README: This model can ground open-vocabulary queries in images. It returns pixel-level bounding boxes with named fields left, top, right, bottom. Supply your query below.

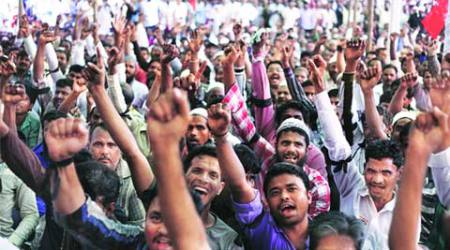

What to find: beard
left=274, top=152, right=307, bottom=169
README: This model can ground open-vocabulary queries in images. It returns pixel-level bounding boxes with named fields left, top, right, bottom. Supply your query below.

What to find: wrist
left=344, top=60, right=358, bottom=72
left=49, top=156, right=74, bottom=168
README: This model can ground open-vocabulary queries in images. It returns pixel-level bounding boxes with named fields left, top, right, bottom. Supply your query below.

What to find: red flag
left=188, top=0, right=196, bottom=11
left=422, top=0, right=449, bottom=39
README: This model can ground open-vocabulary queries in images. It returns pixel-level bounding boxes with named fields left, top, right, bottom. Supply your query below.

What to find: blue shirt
left=233, top=190, right=309, bottom=250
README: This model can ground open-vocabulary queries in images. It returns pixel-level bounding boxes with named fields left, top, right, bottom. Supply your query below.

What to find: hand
left=0, top=59, right=16, bottom=79
left=188, top=29, right=203, bottom=56
left=18, top=15, right=30, bottom=38
left=83, top=47, right=106, bottom=91
left=223, top=44, right=241, bottom=67
left=174, top=73, right=199, bottom=92
left=1, top=84, right=27, bottom=106
left=252, top=29, right=270, bottom=57
left=38, top=30, right=57, bottom=47
left=232, top=23, right=243, bottom=41
left=281, top=45, right=294, bottom=68
left=207, top=103, right=231, bottom=137
left=345, top=39, right=366, bottom=62
left=107, top=47, right=123, bottom=75
left=161, top=44, right=180, bottom=64
left=128, top=23, right=137, bottom=42
left=44, top=118, right=89, bottom=162
left=147, top=88, right=190, bottom=143
left=410, top=107, right=450, bottom=154
left=358, top=65, right=382, bottom=94
left=429, top=74, right=450, bottom=115
left=426, top=40, right=439, bottom=56
left=316, top=35, right=327, bottom=46
left=111, top=15, right=126, bottom=35
left=307, top=55, right=327, bottom=93
left=400, top=73, right=418, bottom=89
left=235, top=40, right=247, bottom=67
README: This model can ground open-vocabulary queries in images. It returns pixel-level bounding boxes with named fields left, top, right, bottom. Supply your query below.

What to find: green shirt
left=18, top=111, right=41, bottom=149
left=0, top=163, right=39, bottom=247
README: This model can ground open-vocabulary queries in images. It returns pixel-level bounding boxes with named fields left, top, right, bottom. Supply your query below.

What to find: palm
left=360, top=78, right=378, bottom=92
left=148, top=116, right=188, bottom=141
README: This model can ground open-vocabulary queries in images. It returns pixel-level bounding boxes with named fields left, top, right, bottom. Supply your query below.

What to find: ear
left=217, top=181, right=225, bottom=196
left=307, top=191, right=312, bottom=206
left=396, top=166, right=403, bottom=180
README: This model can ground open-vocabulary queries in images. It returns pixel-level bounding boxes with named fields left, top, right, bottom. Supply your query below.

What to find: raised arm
left=147, top=89, right=210, bottom=250
left=160, top=44, right=179, bottom=93
left=33, top=30, right=56, bottom=86
left=0, top=85, right=47, bottom=194
left=208, top=103, right=255, bottom=203
left=388, top=73, right=418, bottom=115
left=359, top=65, right=389, bottom=140
left=84, top=47, right=154, bottom=194
left=390, top=108, right=450, bottom=250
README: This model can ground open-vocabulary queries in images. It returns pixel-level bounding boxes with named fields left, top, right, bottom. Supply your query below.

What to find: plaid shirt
left=222, top=83, right=330, bottom=218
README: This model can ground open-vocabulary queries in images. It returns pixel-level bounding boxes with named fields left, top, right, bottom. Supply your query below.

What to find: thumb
left=172, top=89, right=189, bottom=119
left=96, top=45, right=104, bottom=69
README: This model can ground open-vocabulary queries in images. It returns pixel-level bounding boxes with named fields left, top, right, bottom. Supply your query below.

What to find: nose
left=371, top=173, right=384, bottom=184
left=280, top=189, right=290, bottom=201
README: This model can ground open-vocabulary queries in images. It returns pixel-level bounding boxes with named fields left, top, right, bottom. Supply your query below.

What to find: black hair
left=233, top=144, right=261, bottom=175
left=41, top=110, right=68, bottom=129
left=383, top=64, right=398, bottom=74
left=263, top=162, right=310, bottom=197
left=309, top=211, right=365, bottom=250
left=328, top=88, right=339, bottom=98
left=55, top=78, right=73, bottom=89
left=76, top=160, right=121, bottom=207
left=275, top=100, right=311, bottom=127
left=302, top=79, right=314, bottom=88
left=89, top=122, right=109, bottom=138
left=144, top=184, right=205, bottom=215
left=365, top=140, right=404, bottom=169
left=68, top=64, right=84, bottom=74
left=301, top=51, right=312, bottom=59
left=183, top=145, right=218, bottom=172
left=266, top=60, right=283, bottom=69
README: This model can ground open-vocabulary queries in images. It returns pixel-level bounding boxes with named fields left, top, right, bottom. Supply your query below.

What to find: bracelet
left=49, top=157, right=74, bottom=169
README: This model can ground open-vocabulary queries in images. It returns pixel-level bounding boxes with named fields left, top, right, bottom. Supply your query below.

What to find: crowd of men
left=0, top=0, right=449, bottom=249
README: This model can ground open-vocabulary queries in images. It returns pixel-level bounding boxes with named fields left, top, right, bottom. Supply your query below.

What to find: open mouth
left=283, top=154, right=298, bottom=163
left=153, top=236, right=172, bottom=249
left=270, top=74, right=281, bottom=82
left=193, top=186, right=208, bottom=196
left=280, top=203, right=296, bottom=215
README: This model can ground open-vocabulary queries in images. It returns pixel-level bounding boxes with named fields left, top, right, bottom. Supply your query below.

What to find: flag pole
left=367, top=0, right=374, bottom=52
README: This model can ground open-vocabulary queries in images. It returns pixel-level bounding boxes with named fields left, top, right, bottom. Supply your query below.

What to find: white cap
left=276, top=118, right=310, bottom=141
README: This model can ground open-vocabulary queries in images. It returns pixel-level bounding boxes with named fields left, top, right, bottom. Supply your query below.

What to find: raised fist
left=358, top=65, right=382, bottom=94
left=345, top=39, right=366, bottom=62
left=161, top=44, right=180, bottom=64
left=83, top=47, right=106, bottom=90
left=400, top=73, right=418, bottom=89
left=307, top=55, right=327, bottom=93
left=1, top=84, right=27, bottom=106
left=207, top=103, right=231, bottom=137
left=147, top=88, right=190, bottom=143
left=44, top=118, right=89, bottom=162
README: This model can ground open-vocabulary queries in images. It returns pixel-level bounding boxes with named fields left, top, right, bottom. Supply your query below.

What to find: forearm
left=150, top=141, right=208, bottom=250
left=215, top=136, right=255, bottom=203
left=364, top=91, right=388, bottom=139
left=106, top=72, right=127, bottom=113
left=428, top=55, right=441, bottom=76
left=58, top=92, right=81, bottom=114
left=223, top=63, right=236, bottom=92
left=0, top=131, right=47, bottom=193
left=23, top=35, right=37, bottom=60
left=33, top=44, right=46, bottom=84
left=3, top=104, right=17, bottom=134
left=389, top=145, right=430, bottom=250
left=387, top=86, right=407, bottom=115
left=132, top=41, right=148, bottom=70
left=91, top=87, right=153, bottom=192
left=50, top=164, right=85, bottom=215
left=405, top=59, right=416, bottom=74
left=69, top=40, right=86, bottom=66
left=45, top=43, right=64, bottom=82
left=147, top=77, right=162, bottom=108
left=336, top=51, right=345, bottom=74
left=252, top=59, right=275, bottom=140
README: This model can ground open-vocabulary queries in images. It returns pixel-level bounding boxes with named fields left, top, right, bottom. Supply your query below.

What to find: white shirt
left=141, top=0, right=162, bottom=27
left=430, top=148, right=450, bottom=207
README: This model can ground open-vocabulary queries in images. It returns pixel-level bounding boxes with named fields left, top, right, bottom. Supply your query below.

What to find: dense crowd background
left=0, top=0, right=449, bottom=250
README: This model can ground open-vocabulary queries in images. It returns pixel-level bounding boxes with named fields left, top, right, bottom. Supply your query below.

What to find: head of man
left=364, top=140, right=403, bottom=208
left=147, top=59, right=162, bottom=86
left=183, top=145, right=225, bottom=208
left=52, top=78, right=73, bottom=108
left=327, top=62, right=339, bottom=83
left=56, top=47, right=69, bottom=73
left=275, top=100, right=310, bottom=128
left=76, top=160, right=121, bottom=218
left=391, top=111, right=416, bottom=143
left=309, top=211, right=365, bottom=250
left=267, top=61, right=286, bottom=92
left=294, top=67, right=309, bottom=84
left=125, top=59, right=137, bottom=83
left=15, top=50, right=32, bottom=73
left=140, top=47, right=151, bottom=62
left=88, top=123, right=122, bottom=170
left=382, top=64, right=398, bottom=85
left=274, top=83, right=292, bottom=105
left=68, top=64, right=87, bottom=87
left=302, top=80, right=316, bottom=103
left=300, top=51, right=313, bottom=68
left=185, top=108, right=211, bottom=150
left=327, top=88, right=339, bottom=114
left=275, top=118, right=310, bottom=166
left=144, top=188, right=203, bottom=250
left=263, top=163, right=311, bottom=227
